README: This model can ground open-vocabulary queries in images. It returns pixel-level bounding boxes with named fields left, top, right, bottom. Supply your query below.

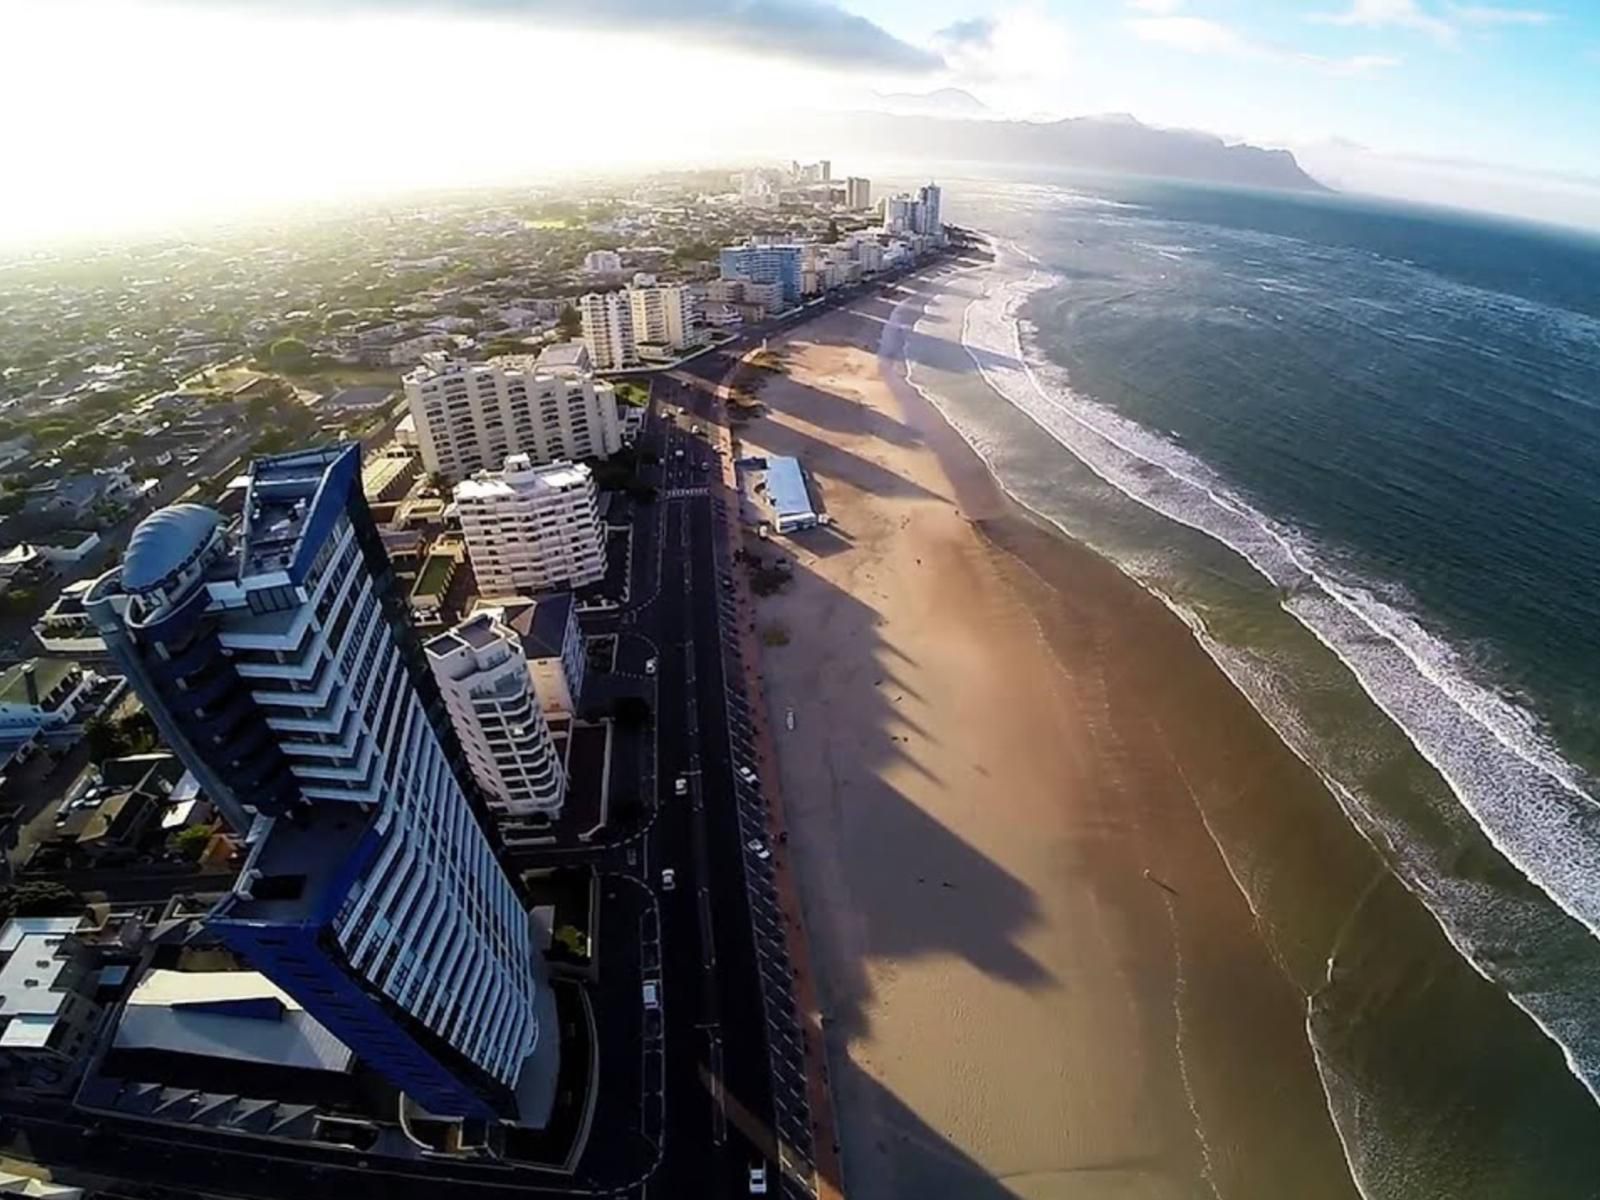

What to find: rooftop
left=0, top=916, right=80, bottom=1021
left=0, top=659, right=80, bottom=709
left=765, top=455, right=815, bottom=521
left=240, top=444, right=360, bottom=583
left=121, top=504, right=222, bottom=595
left=117, top=968, right=354, bottom=1074
left=504, top=593, right=574, bottom=661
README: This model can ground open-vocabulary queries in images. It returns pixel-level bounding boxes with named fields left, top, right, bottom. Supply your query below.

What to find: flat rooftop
left=765, top=455, right=814, bottom=521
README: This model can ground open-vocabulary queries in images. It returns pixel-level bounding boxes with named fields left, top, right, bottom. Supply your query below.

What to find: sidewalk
left=711, top=350, right=845, bottom=1200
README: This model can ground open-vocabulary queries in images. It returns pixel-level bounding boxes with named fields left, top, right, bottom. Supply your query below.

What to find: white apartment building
left=627, top=283, right=698, bottom=352
left=456, top=456, right=606, bottom=596
left=426, top=612, right=567, bottom=831
left=582, top=249, right=623, bottom=274
left=845, top=176, right=872, bottom=210
left=579, top=292, right=636, bottom=370
left=403, top=353, right=623, bottom=480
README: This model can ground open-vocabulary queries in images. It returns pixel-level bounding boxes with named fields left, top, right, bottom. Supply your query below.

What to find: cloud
left=1311, top=0, right=1456, bottom=43
left=1128, top=16, right=1402, bottom=74
left=1126, top=0, right=1185, bottom=12
left=934, top=16, right=998, bottom=49
left=1448, top=3, right=1554, bottom=26
left=187, top=0, right=945, bottom=73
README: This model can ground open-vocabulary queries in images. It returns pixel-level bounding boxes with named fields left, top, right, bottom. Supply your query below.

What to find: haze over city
left=5, top=0, right=1600, bottom=244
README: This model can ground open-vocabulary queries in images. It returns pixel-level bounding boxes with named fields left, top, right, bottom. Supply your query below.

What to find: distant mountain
left=817, top=111, right=1330, bottom=194
left=869, top=88, right=991, bottom=119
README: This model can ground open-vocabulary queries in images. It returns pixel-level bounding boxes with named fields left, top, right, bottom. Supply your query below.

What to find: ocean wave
left=897, top=240, right=1600, bottom=1112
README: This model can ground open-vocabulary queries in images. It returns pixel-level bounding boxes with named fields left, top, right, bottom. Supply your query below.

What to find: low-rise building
left=360, top=447, right=420, bottom=504
left=408, top=535, right=472, bottom=630
left=456, top=457, right=606, bottom=596
left=0, top=660, right=95, bottom=740
left=426, top=612, right=567, bottom=832
left=496, top=593, right=586, bottom=722
left=0, top=917, right=102, bottom=1069
left=33, top=580, right=106, bottom=655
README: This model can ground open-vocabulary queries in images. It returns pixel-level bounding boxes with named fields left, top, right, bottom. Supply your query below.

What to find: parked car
left=661, top=868, right=676, bottom=892
left=675, top=776, right=688, bottom=797
left=749, top=1164, right=768, bottom=1195
left=642, top=980, right=661, bottom=1010
left=645, top=656, right=658, bottom=675
left=738, top=766, right=759, bottom=785
left=747, top=839, right=771, bottom=862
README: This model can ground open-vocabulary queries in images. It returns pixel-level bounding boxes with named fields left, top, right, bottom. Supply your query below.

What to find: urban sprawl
left=0, top=161, right=964, bottom=1199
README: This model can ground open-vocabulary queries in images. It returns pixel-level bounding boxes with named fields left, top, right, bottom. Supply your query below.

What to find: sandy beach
left=724, top=263, right=1362, bottom=1200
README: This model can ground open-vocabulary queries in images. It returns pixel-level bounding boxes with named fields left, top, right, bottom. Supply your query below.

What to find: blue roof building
left=86, top=444, right=553, bottom=1123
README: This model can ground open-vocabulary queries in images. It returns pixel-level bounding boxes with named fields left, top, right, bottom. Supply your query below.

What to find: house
left=33, top=580, right=106, bottom=655
left=39, top=755, right=180, bottom=867
left=24, top=466, right=136, bottom=522
left=0, top=660, right=95, bottom=739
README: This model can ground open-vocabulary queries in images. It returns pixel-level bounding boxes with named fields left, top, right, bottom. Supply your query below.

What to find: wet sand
left=728, top=267, right=1361, bottom=1199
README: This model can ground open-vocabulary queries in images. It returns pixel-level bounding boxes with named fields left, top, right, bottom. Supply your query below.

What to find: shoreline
left=725, top=254, right=1362, bottom=1198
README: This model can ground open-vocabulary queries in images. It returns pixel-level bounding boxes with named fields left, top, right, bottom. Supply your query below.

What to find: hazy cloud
left=193, top=0, right=945, bottom=72
left=1126, top=0, right=1186, bottom=12
left=1449, top=3, right=1554, bottom=26
left=1311, top=0, right=1456, bottom=43
left=934, top=16, right=998, bottom=50
left=1129, top=16, right=1402, bottom=75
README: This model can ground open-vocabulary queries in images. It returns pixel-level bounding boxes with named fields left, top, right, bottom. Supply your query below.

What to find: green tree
left=268, top=337, right=313, bottom=374
left=556, top=305, right=582, bottom=340
left=173, top=824, right=213, bottom=861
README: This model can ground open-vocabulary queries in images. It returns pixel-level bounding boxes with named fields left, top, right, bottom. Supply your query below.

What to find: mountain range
left=815, top=110, right=1329, bottom=194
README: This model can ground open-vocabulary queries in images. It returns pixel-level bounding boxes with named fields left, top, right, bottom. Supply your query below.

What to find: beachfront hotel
left=84, top=444, right=555, bottom=1122
left=403, top=351, right=623, bottom=481
left=455, top=455, right=607, bottom=596
left=426, top=609, right=567, bottom=833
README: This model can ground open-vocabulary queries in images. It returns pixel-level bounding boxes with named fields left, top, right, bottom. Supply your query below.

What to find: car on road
left=738, top=766, right=759, bottom=785
left=642, top=980, right=661, bottom=1010
left=645, top=656, right=657, bottom=675
left=747, top=839, right=771, bottom=861
left=749, top=1164, right=768, bottom=1194
left=661, top=868, right=676, bottom=892
left=675, top=776, right=688, bottom=796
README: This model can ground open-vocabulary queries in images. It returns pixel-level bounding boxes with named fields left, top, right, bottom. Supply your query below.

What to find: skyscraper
left=845, top=177, right=872, bottom=211
left=86, top=444, right=552, bottom=1122
left=915, top=182, right=943, bottom=238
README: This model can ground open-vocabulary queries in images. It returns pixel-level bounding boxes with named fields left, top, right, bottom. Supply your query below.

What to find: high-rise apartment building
left=426, top=611, right=566, bottom=836
left=845, top=177, right=872, bottom=211
left=579, top=291, right=636, bottom=370
left=456, top=456, right=606, bottom=596
left=403, top=353, right=622, bottom=481
left=627, top=283, right=698, bottom=351
left=719, top=243, right=804, bottom=307
left=915, top=182, right=943, bottom=237
left=85, top=445, right=551, bottom=1122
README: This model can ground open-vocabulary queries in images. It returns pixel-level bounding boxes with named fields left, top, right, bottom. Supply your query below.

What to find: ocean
left=904, top=173, right=1600, bottom=1198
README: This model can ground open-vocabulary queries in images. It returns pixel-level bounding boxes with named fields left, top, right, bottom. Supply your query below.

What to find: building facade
left=626, top=284, right=698, bottom=352
left=845, top=177, right=872, bottom=210
left=578, top=291, right=636, bottom=370
left=426, top=612, right=566, bottom=832
left=86, top=446, right=549, bottom=1122
left=403, top=353, right=622, bottom=481
left=718, top=244, right=804, bottom=307
left=456, top=456, right=606, bottom=596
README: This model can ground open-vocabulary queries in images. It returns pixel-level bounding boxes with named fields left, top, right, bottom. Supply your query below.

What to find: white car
left=748, top=1165, right=768, bottom=1194
left=738, top=766, right=759, bottom=785
left=747, top=839, right=771, bottom=861
left=642, top=980, right=661, bottom=1010
left=661, top=868, right=676, bottom=892
left=644, top=657, right=657, bottom=675
left=674, top=776, right=688, bottom=797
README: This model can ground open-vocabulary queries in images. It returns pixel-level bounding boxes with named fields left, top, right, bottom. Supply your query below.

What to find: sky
left=2, top=0, right=1598, bottom=242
